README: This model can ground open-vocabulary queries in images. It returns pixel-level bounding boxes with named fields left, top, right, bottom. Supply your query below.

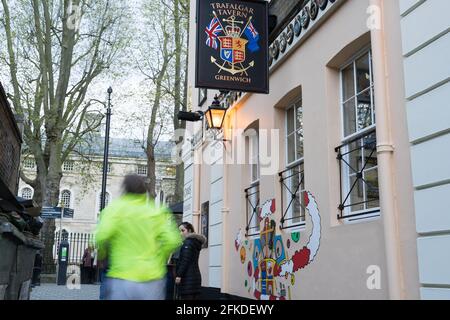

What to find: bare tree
left=172, top=0, right=189, bottom=204
left=159, top=0, right=189, bottom=204
left=135, top=0, right=176, bottom=199
left=1, top=0, right=129, bottom=205
left=1, top=0, right=130, bottom=270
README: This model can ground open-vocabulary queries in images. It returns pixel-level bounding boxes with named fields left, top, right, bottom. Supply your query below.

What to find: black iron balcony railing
left=335, top=128, right=380, bottom=220
left=244, top=182, right=260, bottom=237
left=279, top=162, right=306, bottom=229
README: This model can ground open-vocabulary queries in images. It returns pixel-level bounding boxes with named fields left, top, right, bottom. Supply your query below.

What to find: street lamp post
left=100, top=87, right=112, bottom=212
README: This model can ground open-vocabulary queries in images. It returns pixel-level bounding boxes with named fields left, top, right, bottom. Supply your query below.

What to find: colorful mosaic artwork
left=240, top=246, right=246, bottom=264
left=235, top=191, right=321, bottom=300
left=291, top=232, right=300, bottom=243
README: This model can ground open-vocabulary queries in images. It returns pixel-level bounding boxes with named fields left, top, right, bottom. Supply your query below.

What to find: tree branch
left=19, top=170, right=37, bottom=188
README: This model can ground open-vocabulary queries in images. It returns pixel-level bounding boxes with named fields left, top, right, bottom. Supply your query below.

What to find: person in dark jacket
left=82, top=246, right=94, bottom=284
left=175, top=222, right=206, bottom=300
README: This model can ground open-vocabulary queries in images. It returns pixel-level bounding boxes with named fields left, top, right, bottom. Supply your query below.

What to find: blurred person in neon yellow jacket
left=95, top=174, right=182, bottom=300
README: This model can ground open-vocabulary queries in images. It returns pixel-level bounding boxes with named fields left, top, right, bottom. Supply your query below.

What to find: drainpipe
left=370, top=0, right=405, bottom=299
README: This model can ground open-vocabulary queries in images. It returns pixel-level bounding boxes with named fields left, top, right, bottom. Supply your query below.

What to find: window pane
left=290, top=168, right=300, bottom=193
left=343, top=99, right=356, bottom=137
left=357, top=89, right=372, bottom=131
left=22, top=188, right=32, bottom=200
left=292, top=195, right=302, bottom=224
left=24, top=159, right=35, bottom=169
left=61, top=190, right=71, bottom=208
left=349, top=175, right=364, bottom=212
left=254, top=186, right=260, bottom=232
left=363, top=133, right=377, bottom=170
left=285, top=167, right=305, bottom=225
left=356, top=53, right=371, bottom=93
left=250, top=134, right=259, bottom=181
left=299, top=182, right=306, bottom=220
left=296, top=102, right=303, bottom=130
left=252, top=163, right=258, bottom=182
left=286, top=107, right=295, bottom=134
left=295, top=169, right=306, bottom=223
left=287, top=134, right=295, bottom=164
left=137, top=165, right=147, bottom=175
left=251, top=185, right=259, bottom=207
left=248, top=185, right=260, bottom=233
left=364, top=168, right=379, bottom=209
left=63, top=161, right=74, bottom=171
left=371, top=86, right=376, bottom=124
left=295, top=103, right=303, bottom=160
left=296, top=130, right=304, bottom=160
left=299, top=162, right=305, bottom=190
left=347, top=140, right=361, bottom=174
left=342, top=64, right=355, bottom=101
left=252, top=135, right=259, bottom=156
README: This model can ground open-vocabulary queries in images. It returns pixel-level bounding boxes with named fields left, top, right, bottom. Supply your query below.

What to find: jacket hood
left=186, top=233, right=207, bottom=249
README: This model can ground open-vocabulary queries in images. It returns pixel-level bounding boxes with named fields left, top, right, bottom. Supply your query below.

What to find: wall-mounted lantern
left=204, top=95, right=227, bottom=131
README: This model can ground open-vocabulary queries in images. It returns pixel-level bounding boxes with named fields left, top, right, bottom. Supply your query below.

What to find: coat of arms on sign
left=205, top=12, right=260, bottom=76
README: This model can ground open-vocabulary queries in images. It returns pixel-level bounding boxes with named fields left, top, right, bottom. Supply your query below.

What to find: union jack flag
left=244, top=21, right=260, bottom=53
left=247, top=21, right=259, bottom=38
left=205, top=17, right=223, bottom=49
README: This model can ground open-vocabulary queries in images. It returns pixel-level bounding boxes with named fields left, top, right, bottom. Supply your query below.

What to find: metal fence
left=40, top=232, right=95, bottom=274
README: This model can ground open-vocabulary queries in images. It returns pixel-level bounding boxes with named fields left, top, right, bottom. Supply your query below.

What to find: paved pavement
left=30, top=284, right=100, bottom=300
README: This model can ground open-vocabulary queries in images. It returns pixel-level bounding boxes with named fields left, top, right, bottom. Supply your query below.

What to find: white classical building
left=19, top=138, right=176, bottom=234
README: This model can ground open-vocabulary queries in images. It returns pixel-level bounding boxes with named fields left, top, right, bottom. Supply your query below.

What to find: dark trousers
left=166, top=265, right=176, bottom=300
left=99, top=268, right=108, bottom=300
left=81, top=266, right=94, bottom=284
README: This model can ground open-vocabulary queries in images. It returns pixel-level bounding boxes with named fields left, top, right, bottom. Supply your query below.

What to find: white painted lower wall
left=401, top=0, right=450, bottom=299
left=182, top=160, right=194, bottom=222
left=417, top=235, right=450, bottom=285
left=208, top=160, right=223, bottom=288
left=421, top=287, right=450, bottom=300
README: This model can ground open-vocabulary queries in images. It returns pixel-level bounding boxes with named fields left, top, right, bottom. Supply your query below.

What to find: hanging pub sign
left=196, top=0, right=269, bottom=94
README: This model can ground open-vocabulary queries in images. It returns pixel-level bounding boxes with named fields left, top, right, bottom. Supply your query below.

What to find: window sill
left=280, top=223, right=306, bottom=233
left=340, top=208, right=380, bottom=224
left=285, top=158, right=304, bottom=170
left=340, top=125, right=376, bottom=145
